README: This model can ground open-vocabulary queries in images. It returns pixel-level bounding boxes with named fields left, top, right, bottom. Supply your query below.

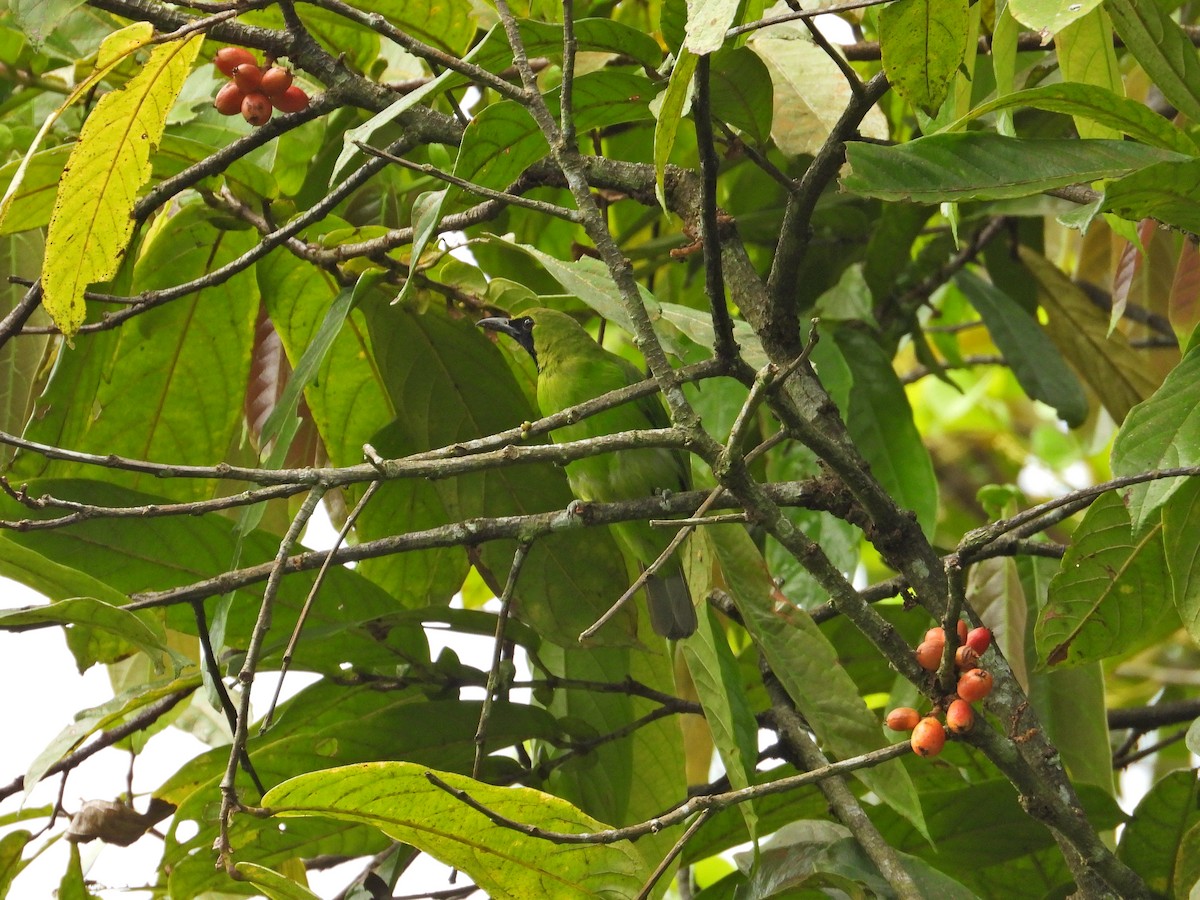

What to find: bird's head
left=476, top=313, right=537, bottom=364
left=478, top=308, right=605, bottom=372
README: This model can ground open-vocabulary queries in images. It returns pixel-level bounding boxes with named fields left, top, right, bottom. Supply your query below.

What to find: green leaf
left=353, top=0, right=477, bottom=55
left=536, top=626, right=687, bottom=876
left=1103, top=158, right=1200, bottom=233
left=16, top=204, right=260, bottom=501
left=12, top=0, right=88, bottom=51
left=0, top=229, right=49, bottom=467
left=1111, top=345, right=1200, bottom=530
left=940, top=83, right=1195, bottom=154
left=263, top=762, right=647, bottom=899
left=709, top=46, right=773, bottom=146
left=1036, top=490, right=1177, bottom=668
left=42, top=34, right=203, bottom=337
left=872, top=779, right=1124, bottom=884
left=683, top=0, right=739, bottom=54
left=1020, top=246, right=1159, bottom=423
left=1016, top=557, right=1115, bottom=794
left=1176, top=822, right=1200, bottom=900
left=59, top=844, right=96, bottom=900
left=159, top=686, right=559, bottom=894
left=233, top=864, right=320, bottom=900
left=1118, top=769, right=1200, bottom=897
left=1007, top=0, right=1100, bottom=33
left=812, top=263, right=877, bottom=326
left=361, top=300, right=637, bottom=643
left=654, top=49, right=698, bottom=210
left=155, top=133, right=278, bottom=202
left=0, top=829, right=32, bottom=897
left=723, top=822, right=966, bottom=897
left=235, top=277, right=363, bottom=538
left=1056, top=8, right=1124, bottom=139
left=336, top=19, right=662, bottom=182
left=476, top=235, right=687, bottom=355
left=814, top=330, right=939, bottom=536
left=879, top=0, right=969, bottom=116
left=0, top=479, right=430, bottom=676
left=0, top=144, right=70, bottom=234
left=658, top=300, right=768, bottom=367
left=0, top=595, right=175, bottom=674
left=680, top=604, right=759, bottom=839
left=842, top=134, right=1183, bottom=203
left=703, top=525, right=928, bottom=839
left=682, top=766, right=833, bottom=865
left=258, top=251, right=467, bottom=607
left=1027, top=661, right=1115, bottom=792
left=256, top=280, right=360, bottom=470
left=1163, top=477, right=1200, bottom=647
left=451, top=72, right=652, bottom=213
left=1106, top=0, right=1200, bottom=123
left=394, top=188, right=446, bottom=309
left=748, top=29, right=888, bottom=157
left=955, top=269, right=1088, bottom=426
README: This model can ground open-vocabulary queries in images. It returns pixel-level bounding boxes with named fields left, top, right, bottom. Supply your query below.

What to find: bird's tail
left=645, top=571, right=697, bottom=639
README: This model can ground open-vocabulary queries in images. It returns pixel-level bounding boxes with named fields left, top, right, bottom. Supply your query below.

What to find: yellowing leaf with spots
left=42, top=34, right=202, bottom=337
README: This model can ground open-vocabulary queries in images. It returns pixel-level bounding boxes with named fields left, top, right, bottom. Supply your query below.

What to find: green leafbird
left=478, top=307, right=697, bottom=639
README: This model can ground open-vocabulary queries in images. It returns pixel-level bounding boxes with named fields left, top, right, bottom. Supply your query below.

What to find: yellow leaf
left=97, top=22, right=155, bottom=68
left=0, top=24, right=159, bottom=233
left=42, top=34, right=203, bottom=338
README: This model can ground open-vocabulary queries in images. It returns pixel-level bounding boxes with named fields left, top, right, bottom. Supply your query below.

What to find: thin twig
left=425, top=741, right=912, bottom=844
left=958, top=466, right=1200, bottom=556
left=634, top=809, right=712, bottom=900
left=0, top=478, right=307, bottom=531
left=797, top=8, right=863, bottom=99
left=728, top=0, right=896, bottom=37
left=193, top=601, right=266, bottom=794
left=353, top=141, right=581, bottom=221
left=693, top=54, right=738, bottom=364
left=560, top=0, right=577, bottom=151
left=473, top=542, right=532, bottom=779
left=218, top=485, right=326, bottom=869
left=260, top=481, right=382, bottom=732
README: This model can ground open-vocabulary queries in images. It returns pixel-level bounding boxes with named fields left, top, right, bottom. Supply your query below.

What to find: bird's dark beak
left=477, top=315, right=537, bottom=363
left=476, top=316, right=519, bottom=339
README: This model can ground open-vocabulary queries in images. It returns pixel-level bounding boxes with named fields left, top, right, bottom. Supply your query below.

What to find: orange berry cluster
left=213, top=47, right=309, bottom=126
left=886, top=622, right=994, bottom=758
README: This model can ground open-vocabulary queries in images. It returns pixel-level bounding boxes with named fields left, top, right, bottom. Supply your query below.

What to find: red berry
left=924, top=626, right=947, bottom=645
left=271, top=85, right=310, bottom=113
left=260, top=66, right=294, bottom=98
left=966, top=626, right=992, bottom=655
left=215, top=47, right=256, bottom=77
left=911, top=717, right=946, bottom=757
left=232, top=63, right=264, bottom=93
left=915, top=639, right=943, bottom=671
left=946, top=698, right=975, bottom=734
left=214, top=82, right=245, bottom=116
left=241, top=92, right=272, bottom=126
left=956, top=619, right=969, bottom=644
left=886, top=707, right=921, bottom=731
left=954, top=645, right=980, bottom=671
left=957, top=668, right=994, bottom=703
